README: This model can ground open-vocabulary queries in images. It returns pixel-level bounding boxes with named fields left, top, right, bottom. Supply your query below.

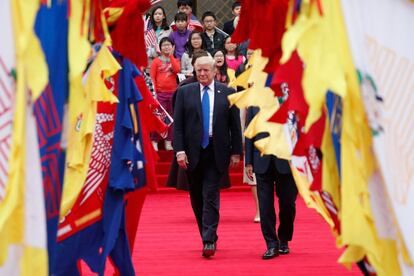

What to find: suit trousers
left=255, top=159, right=298, bottom=249
left=187, top=140, right=222, bottom=244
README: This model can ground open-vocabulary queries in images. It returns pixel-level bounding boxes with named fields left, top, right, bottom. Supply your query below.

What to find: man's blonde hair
left=194, top=56, right=215, bottom=69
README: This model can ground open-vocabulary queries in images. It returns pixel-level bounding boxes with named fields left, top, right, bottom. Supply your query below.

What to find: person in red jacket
left=150, top=37, right=180, bottom=151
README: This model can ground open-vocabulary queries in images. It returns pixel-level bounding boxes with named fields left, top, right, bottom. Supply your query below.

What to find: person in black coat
left=200, top=11, right=227, bottom=55
left=222, top=2, right=241, bottom=36
left=244, top=106, right=298, bottom=260
left=174, top=56, right=242, bottom=258
left=167, top=51, right=231, bottom=191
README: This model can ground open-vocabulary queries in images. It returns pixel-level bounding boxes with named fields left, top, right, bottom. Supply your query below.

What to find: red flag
left=106, top=0, right=152, bottom=68
left=268, top=51, right=309, bottom=130
left=58, top=96, right=118, bottom=241
left=232, top=0, right=289, bottom=72
left=292, top=112, right=325, bottom=191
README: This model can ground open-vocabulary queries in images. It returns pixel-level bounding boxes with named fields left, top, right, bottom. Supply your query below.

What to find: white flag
left=341, top=0, right=414, bottom=274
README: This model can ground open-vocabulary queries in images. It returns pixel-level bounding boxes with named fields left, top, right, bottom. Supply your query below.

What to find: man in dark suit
left=245, top=106, right=298, bottom=260
left=173, top=56, right=242, bottom=258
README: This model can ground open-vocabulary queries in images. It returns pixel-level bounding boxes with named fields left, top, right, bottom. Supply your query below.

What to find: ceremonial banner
left=0, top=0, right=14, bottom=207
left=341, top=1, right=414, bottom=273
left=1, top=0, right=48, bottom=274
left=34, top=0, right=69, bottom=272
left=0, top=0, right=19, bottom=271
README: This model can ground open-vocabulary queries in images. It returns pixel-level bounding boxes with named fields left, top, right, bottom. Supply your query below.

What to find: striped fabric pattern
left=0, top=56, right=13, bottom=202
left=144, top=18, right=158, bottom=50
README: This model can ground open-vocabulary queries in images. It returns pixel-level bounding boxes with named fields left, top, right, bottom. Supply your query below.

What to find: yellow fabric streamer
left=228, top=50, right=291, bottom=160
left=60, top=44, right=121, bottom=218
left=290, top=165, right=335, bottom=228
left=0, top=0, right=49, bottom=274
left=281, top=1, right=347, bottom=131
left=279, top=0, right=401, bottom=274
left=314, top=1, right=400, bottom=275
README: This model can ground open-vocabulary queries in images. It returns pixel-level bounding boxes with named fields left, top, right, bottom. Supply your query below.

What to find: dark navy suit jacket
left=173, top=81, right=242, bottom=172
left=244, top=107, right=291, bottom=175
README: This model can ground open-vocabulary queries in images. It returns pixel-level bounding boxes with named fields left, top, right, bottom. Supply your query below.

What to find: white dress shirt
left=199, top=82, right=215, bottom=137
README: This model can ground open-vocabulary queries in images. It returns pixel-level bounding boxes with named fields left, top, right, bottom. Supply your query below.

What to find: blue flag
left=98, top=55, right=145, bottom=275
left=34, top=0, right=69, bottom=273
left=326, top=91, right=342, bottom=179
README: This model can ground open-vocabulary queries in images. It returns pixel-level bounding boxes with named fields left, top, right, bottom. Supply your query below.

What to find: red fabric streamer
left=89, top=0, right=105, bottom=43
left=232, top=0, right=289, bottom=72
left=268, top=51, right=308, bottom=130
left=310, top=0, right=324, bottom=16
left=292, top=111, right=325, bottom=191
left=106, top=0, right=152, bottom=68
left=134, top=73, right=168, bottom=192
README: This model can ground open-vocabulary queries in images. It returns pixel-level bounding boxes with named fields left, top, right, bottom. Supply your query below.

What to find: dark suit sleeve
left=244, top=107, right=254, bottom=166
left=173, top=87, right=185, bottom=152
left=228, top=88, right=242, bottom=155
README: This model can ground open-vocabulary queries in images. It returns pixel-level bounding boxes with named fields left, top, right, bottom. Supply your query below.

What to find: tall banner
left=0, top=0, right=49, bottom=274
left=0, top=0, right=18, bottom=272
left=0, top=0, right=14, bottom=205
left=34, top=0, right=69, bottom=272
left=341, top=0, right=414, bottom=274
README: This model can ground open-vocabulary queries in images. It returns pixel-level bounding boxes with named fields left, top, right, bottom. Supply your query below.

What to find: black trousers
left=187, top=141, right=223, bottom=244
left=255, top=159, right=298, bottom=249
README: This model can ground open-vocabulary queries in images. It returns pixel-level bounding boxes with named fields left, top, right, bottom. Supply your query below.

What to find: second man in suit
left=245, top=106, right=298, bottom=260
left=173, top=56, right=242, bottom=258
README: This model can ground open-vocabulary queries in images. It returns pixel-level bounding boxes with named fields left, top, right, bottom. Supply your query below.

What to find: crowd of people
left=144, top=0, right=298, bottom=261
left=145, top=0, right=245, bottom=152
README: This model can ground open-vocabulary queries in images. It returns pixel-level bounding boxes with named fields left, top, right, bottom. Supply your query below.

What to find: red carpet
left=155, top=150, right=244, bottom=189
left=83, top=190, right=360, bottom=275
left=82, top=150, right=360, bottom=275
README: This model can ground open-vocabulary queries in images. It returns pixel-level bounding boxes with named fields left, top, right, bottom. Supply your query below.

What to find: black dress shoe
left=279, top=241, right=290, bottom=254
left=202, top=243, right=216, bottom=258
left=262, top=248, right=279, bottom=260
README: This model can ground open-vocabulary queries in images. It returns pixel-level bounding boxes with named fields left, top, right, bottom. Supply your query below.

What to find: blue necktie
left=201, top=86, right=210, bottom=148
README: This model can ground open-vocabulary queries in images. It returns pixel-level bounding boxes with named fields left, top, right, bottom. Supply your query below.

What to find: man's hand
left=230, top=154, right=240, bottom=168
left=245, top=164, right=254, bottom=181
left=177, top=152, right=188, bottom=170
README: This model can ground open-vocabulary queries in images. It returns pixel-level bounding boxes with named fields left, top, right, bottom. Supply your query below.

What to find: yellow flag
left=60, top=44, right=121, bottom=218
left=228, top=50, right=291, bottom=159
left=0, top=0, right=48, bottom=274
left=278, top=0, right=401, bottom=274
left=281, top=1, right=347, bottom=131
left=290, top=164, right=335, bottom=229
left=327, top=1, right=400, bottom=274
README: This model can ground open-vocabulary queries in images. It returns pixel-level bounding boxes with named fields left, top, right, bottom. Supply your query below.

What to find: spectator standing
left=172, top=0, right=203, bottom=32
left=212, top=49, right=235, bottom=85
left=169, top=12, right=191, bottom=59
left=201, top=11, right=227, bottom=55
left=150, top=37, right=181, bottom=151
left=181, top=31, right=207, bottom=78
left=145, top=6, right=171, bottom=69
left=223, top=1, right=241, bottom=36
left=224, top=36, right=246, bottom=71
